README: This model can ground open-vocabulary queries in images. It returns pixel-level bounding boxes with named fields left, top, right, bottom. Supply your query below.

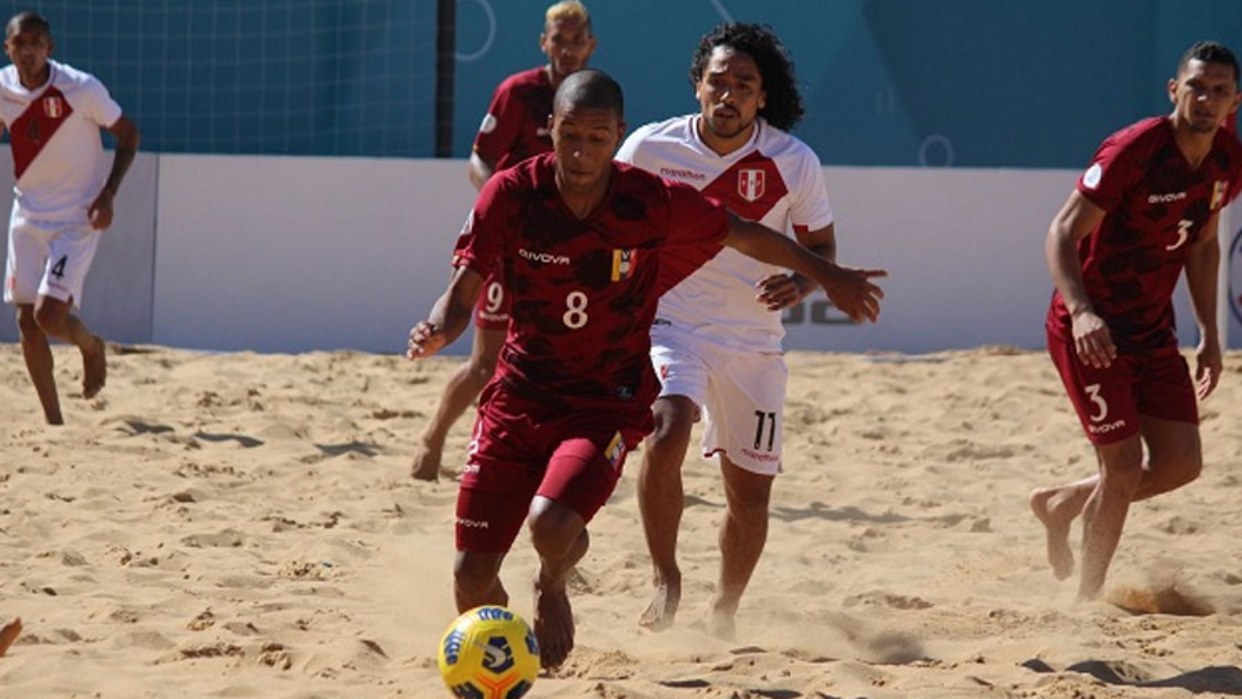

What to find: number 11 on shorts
left=753, top=410, right=776, bottom=452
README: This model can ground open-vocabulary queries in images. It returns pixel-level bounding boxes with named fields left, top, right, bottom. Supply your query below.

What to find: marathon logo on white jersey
left=42, top=96, right=64, bottom=119
left=1087, top=418, right=1127, bottom=435
left=519, top=248, right=571, bottom=265
left=659, top=166, right=706, bottom=181
left=1147, top=191, right=1186, bottom=204
left=738, top=168, right=765, bottom=202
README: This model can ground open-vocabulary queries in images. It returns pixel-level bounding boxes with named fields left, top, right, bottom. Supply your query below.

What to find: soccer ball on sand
left=437, top=605, right=540, bottom=698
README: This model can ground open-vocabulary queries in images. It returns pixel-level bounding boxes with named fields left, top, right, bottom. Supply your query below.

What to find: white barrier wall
left=0, top=154, right=1223, bottom=354
left=152, top=155, right=477, bottom=354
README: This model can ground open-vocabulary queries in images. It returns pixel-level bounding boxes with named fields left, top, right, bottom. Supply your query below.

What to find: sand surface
left=2, top=342, right=1242, bottom=698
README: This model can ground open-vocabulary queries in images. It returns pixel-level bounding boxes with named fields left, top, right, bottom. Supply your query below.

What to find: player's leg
left=527, top=496, right=587, bottom=670
left=637, top=331, right=708, bottom=630
left=1131, top=417, right=1201, bottom=497
left=451, top=408, right=537, bottom=613
left=1078, top=434, right=1143, bottom=600
left=1034, top=329, right=1139, bottom=582
left=704, top=351, right=784, bottom=640
left=532, top=427, right=631, bottom=668
left=32, top=227, right=106, bottom=400
left=1129, top=354, right=1202, bottom=499
left=15, top=303, right=61, bottom=424
left=710, top=455, right=773, bottom=640
left=33, top=296, right=106, bottom=399
left=1067, top=365, right=1201, bottom=599
left=412, top=278, right=507, bottom=481
left=1030, top=420, right=1199, bottom=584
left=636, top=395, right=695, bottom=630
left=1029, top=474, right=1095, bottom=580
left=6, top=217, right=61, bottom=423
left=453, top=551, right=509, bottom=612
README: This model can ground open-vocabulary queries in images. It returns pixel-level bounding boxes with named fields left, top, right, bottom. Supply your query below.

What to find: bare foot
left=533, top=581, right=574, bottom=669
left=0, top=618, right=21, bottom=656
left=81, top=335, right=106, bottom=399
left=638, top=570, right=681, bottom=631
left=706, top=596, right=737, bottom=641
left=410, top=442, right=441, bottom=481
left=1030, top=487, right=1075, bottom=580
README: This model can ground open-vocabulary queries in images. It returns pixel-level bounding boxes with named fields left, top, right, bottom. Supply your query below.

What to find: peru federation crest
left=738, top=168, right=765, bottom=202
left=42, top=96, right=64, bottom=119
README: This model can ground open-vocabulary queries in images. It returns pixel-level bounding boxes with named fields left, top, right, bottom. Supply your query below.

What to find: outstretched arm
left=1046, top=190, right=1112, bottom=368
left=408, top=265, right=485, bottom=358
left=88, top=115, right=140, bottom=230
left=1184, top=211, right=1222, bottom=398
left=721, top=214, right=884, bottom=323
left=755, top=223, right=835, bottom=311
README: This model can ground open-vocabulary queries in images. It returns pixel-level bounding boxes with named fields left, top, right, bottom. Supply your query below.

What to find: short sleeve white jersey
left=0, top=60, right=122, bottom=222
left=616, top=114, right=834, bottom=352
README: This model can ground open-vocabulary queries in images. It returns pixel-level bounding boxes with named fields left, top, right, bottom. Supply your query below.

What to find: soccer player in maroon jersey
left=1, top=12, right=139, bottom=424
left=412, top=0, right=597, bottom=481
left=1031, top=41, right=1242, bottom=601
left=407, top=69, right=884, bottom=669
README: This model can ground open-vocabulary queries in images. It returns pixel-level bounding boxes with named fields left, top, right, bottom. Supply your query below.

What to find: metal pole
left=435, top=0, right=457, bottom=158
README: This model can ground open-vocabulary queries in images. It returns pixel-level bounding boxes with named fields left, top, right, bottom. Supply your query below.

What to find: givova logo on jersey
left=738, top=168, right=765, bottom=203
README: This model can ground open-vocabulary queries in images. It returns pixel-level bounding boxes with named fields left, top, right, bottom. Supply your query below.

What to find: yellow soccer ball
left=437, top=605, right=539, bottom=698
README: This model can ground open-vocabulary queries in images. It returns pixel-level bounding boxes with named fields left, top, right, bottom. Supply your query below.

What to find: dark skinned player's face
left=550, top=104, right=624, bottom=193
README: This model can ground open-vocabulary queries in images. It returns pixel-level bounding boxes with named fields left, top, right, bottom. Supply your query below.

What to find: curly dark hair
left=689, top=23, right=805, bottom=131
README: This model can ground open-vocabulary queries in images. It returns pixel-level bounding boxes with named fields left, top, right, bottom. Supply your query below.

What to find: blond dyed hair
left=546, top=1, right=590, bottom=32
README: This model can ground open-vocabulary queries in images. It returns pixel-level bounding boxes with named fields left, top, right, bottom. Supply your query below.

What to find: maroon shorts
left=454, top=384, right=649, bottom=553
left=1046, top=327, right=1197, bottom=445
left=473, top=274, right=510, bottom=330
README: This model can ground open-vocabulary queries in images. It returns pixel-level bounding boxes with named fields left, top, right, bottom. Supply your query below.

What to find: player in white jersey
left=616, top=23, right=875, bottom=639
left=1, top=12, right=140, bottom=424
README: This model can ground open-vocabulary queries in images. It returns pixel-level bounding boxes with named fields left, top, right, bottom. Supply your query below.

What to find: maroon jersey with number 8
left=455, top=153, right=728, bottom=413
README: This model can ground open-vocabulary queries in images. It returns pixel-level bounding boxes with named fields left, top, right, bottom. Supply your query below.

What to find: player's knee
left=527, top=505, right=582, bottom=558
left=1166, top=452, right=1202, bottom=489
left=15, top=307, right=39, bottom=337
left=1099, top=463, right=1143, bottom=494
left=649, top=397, right=695, bottom=445
left=728, top=484, right=771, bottom=515
left=32, top=301, right=68, bottom=336
left=452, top=557, right=499, bottom=599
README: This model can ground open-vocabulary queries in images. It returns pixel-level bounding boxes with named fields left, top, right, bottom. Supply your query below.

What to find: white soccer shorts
left=650, top=322, right=788, bottom=476
left=4, top=209, right=100, bottom=308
